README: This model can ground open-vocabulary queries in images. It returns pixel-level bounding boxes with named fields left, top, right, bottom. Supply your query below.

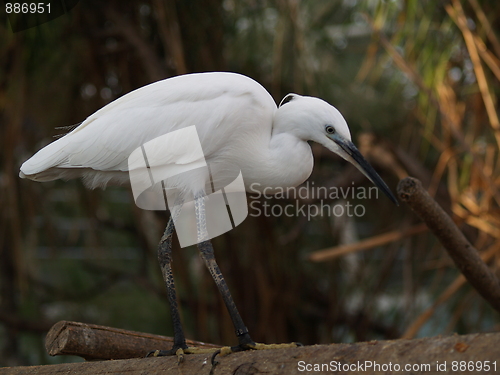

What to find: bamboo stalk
left=467, top=0, right=500, bottom=58
left=447, top=0, right=500, bottom=149
left=363, top=12, right=500, bottom=207
left=473, top=33, right=500, bottom=82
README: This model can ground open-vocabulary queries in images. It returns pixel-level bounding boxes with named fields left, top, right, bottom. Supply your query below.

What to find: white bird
left=20, top=72, right=397, bottom=358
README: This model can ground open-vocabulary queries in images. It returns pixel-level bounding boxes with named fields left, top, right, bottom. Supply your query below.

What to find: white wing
left=20, top=72, right=277, bottom=188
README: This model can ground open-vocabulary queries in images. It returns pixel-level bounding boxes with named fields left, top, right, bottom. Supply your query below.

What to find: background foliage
left=1, top=0, right=499, bottom=367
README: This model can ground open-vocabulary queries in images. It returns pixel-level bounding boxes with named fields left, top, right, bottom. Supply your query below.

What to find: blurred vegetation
left=1, top=0, right=499, bottom=367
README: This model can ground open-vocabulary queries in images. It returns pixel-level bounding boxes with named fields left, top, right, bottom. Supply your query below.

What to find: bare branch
left=45, top=321, right=220, bottom=360
left=398, top=177, right=500, bottom=313
left=309, top=224, right=427, bottom=262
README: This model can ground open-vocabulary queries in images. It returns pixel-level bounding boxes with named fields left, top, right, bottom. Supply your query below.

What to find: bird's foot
left=211, top=342, right=302, bottom=365
left=147, top=346, right=219, bottom=364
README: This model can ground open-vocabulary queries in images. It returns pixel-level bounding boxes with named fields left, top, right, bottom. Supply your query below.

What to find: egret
left=20, top=72, right=397, bottom=359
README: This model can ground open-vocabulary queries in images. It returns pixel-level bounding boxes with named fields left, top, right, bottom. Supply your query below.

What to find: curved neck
left=242, top=132, right=313, bottom=191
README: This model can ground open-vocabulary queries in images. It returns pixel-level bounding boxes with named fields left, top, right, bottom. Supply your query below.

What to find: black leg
left=148, top=193, right=300, bottom=363
left=194, top=194, right=256, bottom=349
left=158, top=216, right=188, bottom=351
left=198, top=240, right=255, bottom=348
left=148, top=198, right=219, bottom=360
left=146, top=215, right=189, bottom=358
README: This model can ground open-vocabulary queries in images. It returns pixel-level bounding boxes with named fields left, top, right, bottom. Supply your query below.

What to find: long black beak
left=335, top=137, right=399, bottom=206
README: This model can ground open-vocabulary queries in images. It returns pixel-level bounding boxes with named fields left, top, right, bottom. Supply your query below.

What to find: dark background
left=1, top=0, right=500, bottom=367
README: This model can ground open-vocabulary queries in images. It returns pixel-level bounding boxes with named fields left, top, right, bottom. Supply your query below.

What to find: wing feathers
left=20, top=72, right=276, bottom=189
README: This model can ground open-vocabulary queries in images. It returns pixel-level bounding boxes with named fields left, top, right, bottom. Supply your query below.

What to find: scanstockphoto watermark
left=248, top=181, right=380, bottom=220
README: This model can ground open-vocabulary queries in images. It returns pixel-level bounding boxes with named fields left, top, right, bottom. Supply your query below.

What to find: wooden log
left=45, top=320, right=220, bottom=360
left=3, top=332, right=500, bottom=374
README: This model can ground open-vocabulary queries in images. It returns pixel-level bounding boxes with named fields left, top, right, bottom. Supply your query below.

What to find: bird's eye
left=325, top=125, right=335, bottom=134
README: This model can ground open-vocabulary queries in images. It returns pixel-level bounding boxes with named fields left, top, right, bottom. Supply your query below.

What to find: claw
left=211, top=346, right=236, bottom=366
left=145, top=349, right=162, bottom=357
left=210, top=349, right=221, bottom=366
left=175, top=348, right=185, bottom=363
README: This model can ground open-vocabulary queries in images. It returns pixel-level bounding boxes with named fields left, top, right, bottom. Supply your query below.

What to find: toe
left=219, top=346, right=234, bottom=356
left=175, top=348, right=185, bottom=363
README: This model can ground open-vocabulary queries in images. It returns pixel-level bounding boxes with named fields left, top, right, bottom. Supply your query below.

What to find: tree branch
left=45, top=321, right=220, bottom=360
left=2, top=331, right=500, bottom=374
left=397, top=177, right=500, bottom=313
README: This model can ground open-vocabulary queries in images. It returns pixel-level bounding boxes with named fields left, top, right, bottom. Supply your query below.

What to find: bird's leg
left=147, top=205, right=216, bottom=361
left=197, top=240, right=255, bottom=349
left=193, top=194, right=301, bottom=363
left=147, top=216, right=187, bottom=359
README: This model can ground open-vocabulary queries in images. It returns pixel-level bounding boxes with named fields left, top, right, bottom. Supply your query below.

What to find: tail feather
left=19, top=135, right=130, bottom=188
left=20, top=136, right=72, bottom=179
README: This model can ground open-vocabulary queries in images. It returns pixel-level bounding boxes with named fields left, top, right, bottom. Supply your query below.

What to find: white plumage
left=20, top=71, right=397, bottom=204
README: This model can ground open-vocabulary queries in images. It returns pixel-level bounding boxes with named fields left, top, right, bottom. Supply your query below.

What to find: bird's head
left=275, top=94, right=398, bottom=205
